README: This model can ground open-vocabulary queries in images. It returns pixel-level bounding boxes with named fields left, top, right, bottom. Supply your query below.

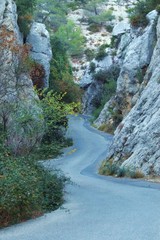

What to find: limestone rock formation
left=111, top=15, right=160, bottom=175
left=27, top=22, right=52, bottom=87
left=112, top=21, right=130, bottom=36
left=82, top=54, right=117, bottom=114
left=103, top=15, right=160, bottom=175
left=0, top=0, right=44, bottom=154
left=95, top=10, right=158, bottom=128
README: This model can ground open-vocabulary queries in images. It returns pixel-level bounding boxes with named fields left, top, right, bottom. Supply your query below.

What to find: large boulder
left=112, top=21, right=130, bottom=36
left=0, top=0, right=44, bottom=154
left=27, top=22, right=52, bottom=87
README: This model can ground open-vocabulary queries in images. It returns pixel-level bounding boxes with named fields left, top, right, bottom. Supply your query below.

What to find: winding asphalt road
left=1, top=115, right=160, bottom=240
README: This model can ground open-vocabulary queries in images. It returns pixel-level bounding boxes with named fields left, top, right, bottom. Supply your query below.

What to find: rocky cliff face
left=98, top=13, right=160, bottom=175
left=81, top=8, right=160, bottom=175
left=108, top=17, right=160, bottom=175
left=82, top=54, right=116, bottom=114
left=95, top=10, right=158, bottom=128
left=0, top=0, right=44, bottom=154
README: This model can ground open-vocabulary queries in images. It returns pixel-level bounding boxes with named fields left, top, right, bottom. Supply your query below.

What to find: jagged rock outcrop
left=112, top=21, right=130, bottom=36
left=95, top=10, right=158, bottom=128
left=27, top=22, right=52, bottom=87
left=82, top=54, right=118, bottom=114
left=0, top=0, right=44, bottom=154
left=104, top=15, right=160, bottom=175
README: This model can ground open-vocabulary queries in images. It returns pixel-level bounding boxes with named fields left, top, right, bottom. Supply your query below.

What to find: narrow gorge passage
left=1, top=116, right=160, bottom=240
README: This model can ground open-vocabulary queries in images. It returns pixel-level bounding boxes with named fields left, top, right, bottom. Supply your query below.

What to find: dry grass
left=99, top=159, right=145, bottom=179
left=98, top=123, right=115, bottom=134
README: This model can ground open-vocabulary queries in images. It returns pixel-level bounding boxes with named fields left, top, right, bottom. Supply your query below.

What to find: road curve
left=1, top=115, right=160, bottom=240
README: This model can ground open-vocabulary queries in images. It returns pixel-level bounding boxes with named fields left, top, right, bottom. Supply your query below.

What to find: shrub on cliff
left=15, top=0, right=37, bottom=37
left=128, top=0, right=160, bottom=27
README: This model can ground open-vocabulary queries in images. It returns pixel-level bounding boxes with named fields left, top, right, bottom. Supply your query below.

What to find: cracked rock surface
left=0, top=0, right=43, bottom=154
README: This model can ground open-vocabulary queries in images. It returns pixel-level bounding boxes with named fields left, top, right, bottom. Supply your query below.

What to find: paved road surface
left=1, top=115, right=160, bottom=240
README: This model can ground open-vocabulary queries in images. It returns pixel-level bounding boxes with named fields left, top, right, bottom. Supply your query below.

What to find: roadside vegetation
left=0, top=0, right=83, bottom=228
left=0, top=135, right=67, bottom=227
left=99, top=160, right=144, bottom=179
left=0, top=89, right=78, bottom=227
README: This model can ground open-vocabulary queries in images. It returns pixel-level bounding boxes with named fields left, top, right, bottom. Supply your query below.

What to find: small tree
left=85, top=0, right=108, bottom=16
left=54, top=20, right=85, bottom=56
left=88, top=9, right=115, bottom=25
left=35, top=0, right=68, bottom=30
left=39, top=90, right=80, bottom=143
left=82, top=0, right=115, bottom=27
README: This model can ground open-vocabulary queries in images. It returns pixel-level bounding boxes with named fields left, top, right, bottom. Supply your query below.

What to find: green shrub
left=92, top=105, right=104, bottom=120
left=117, top=167, right=128, bottom=177
left=89, top=62, right=96, bottom=73
left=0, top=154, right=66, bottom=227
left=0, top=86, right=78, bottom=227
left=95, top=43, right=111, bottom=61
left=87, top=23, right=101, bottom=33
left=49, top=37, right=82, bottom=104
left=15, top=0, right=37, bottom=37
left=95, top=47, right=107, bottom=61
left=94, top=66, right=119, bottom=83
left=67, top=2, right=79, bottom=11
left=95, top=49, right=107, bottom=61
left=88, top=10, right=115, bottom=26
left=39, top=90, right=80, bottom=144
left=98, top=123, right=115, bottom=134
left=128, top=0, right=160, bottom=27
left=99, top=160, right=118, bottom=176
left=105, top=24, right=113, bottom=33
left=99, top=43, right=110, bottom=50
left=94, top=70, right=107, bottom=82
left=99, top=159, right=144, bottom=179
left=84, top=48, right=95, bottom=61
left=32, top=140, right=67, bottom=160
left=54, top=20, right=85, bottom=56
left=40, top=169, right=66, bottom=211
